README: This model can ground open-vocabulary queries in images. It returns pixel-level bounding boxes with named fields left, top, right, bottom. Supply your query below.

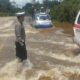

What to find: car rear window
left=39, top=15, right=50, bottom=20
left=77, top=15, right=80, bottom=24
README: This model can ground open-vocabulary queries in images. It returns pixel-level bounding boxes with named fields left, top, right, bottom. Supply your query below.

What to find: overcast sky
left=10, top=0, right=31, bottom=8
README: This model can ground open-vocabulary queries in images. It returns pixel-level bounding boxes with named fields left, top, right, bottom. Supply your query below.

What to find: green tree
left=0, top=0, right=16, bottom=16
left=50, top=0, right=80, bottom=23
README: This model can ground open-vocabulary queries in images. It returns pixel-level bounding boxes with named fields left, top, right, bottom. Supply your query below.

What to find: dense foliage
left=50, top=0, right=80, bottom=23
left=0, top=0, right=22, bottom=16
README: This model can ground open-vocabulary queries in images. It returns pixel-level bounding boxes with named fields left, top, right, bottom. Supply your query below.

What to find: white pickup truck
left=73, top=11, right=80, bottom=45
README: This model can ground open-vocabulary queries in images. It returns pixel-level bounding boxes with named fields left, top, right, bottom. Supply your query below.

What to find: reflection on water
left=0, top=59, right=80, bottom=80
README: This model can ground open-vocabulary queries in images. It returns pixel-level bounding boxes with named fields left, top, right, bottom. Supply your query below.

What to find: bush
left=50, top=0, right=80, bottom=23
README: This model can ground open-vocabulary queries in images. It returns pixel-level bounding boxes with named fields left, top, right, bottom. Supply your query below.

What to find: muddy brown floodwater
left=0, top=17, right=80, bottom=80
left=54, top=21, right=74, bottom=35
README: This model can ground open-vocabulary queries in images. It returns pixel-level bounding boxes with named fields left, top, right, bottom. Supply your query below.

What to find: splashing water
left=0, top=59, right=33, bottom=80
left=0, top=59, right=80, bottom=80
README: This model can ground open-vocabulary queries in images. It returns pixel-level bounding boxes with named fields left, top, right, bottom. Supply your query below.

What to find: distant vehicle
left=32, top=12, right=53, bottom=28
left=73, top=11, right=80, bottom=45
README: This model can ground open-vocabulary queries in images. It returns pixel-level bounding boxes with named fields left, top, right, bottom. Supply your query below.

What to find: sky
left=10, top=0, right=31, bottom=8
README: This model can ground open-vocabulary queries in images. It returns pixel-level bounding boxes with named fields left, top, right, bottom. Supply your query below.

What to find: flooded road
left=0, top=17, right=80, bottom=80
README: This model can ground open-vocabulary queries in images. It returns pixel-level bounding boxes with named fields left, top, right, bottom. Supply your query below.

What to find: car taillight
left=74, top=24, right=80, bottom=28
left=73, top=24, right=80, bottom=34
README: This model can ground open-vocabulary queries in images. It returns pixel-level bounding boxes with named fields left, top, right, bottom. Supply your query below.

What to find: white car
left=32, top=13, right=53, bottom=28
left=73, top=11, right=80, bottom=45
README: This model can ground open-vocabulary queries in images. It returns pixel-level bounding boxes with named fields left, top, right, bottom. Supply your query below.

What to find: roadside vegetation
left=50, top=0, right=80, bottom=23
left=0, top=0, right=23, bottom=16
left=0, top=0, right=80, bottom=24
